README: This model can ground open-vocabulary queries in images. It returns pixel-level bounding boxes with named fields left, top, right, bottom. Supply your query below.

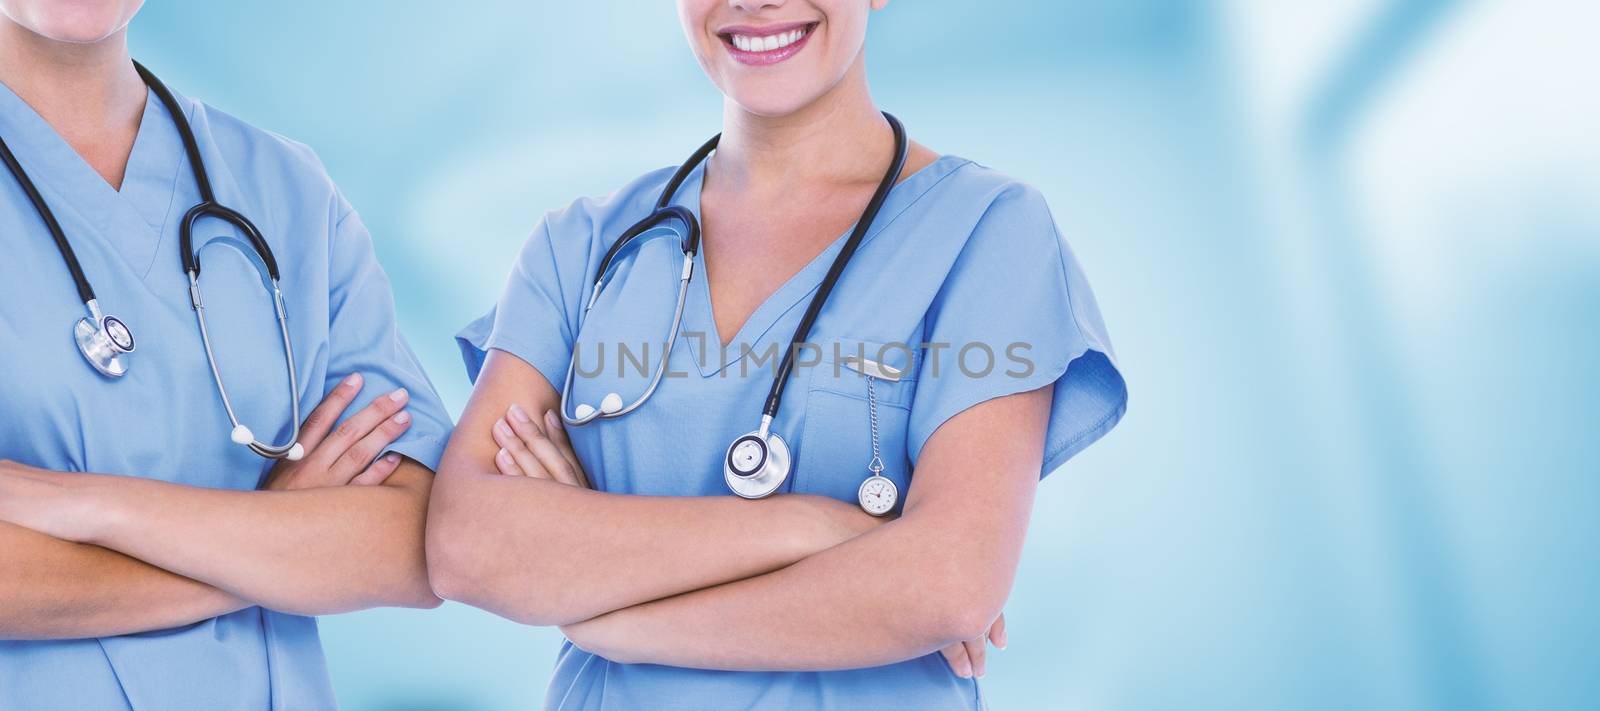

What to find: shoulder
left=180, top=97, right=342, bottom=209
left=538, top=165, right=678, bottom=245
left=500, top=164, right=683, bottom=287
left=936, top=160, right=1055, bottom=231
left=511, top=165, right=682, bottom=279
left=913, top=158, right=1066, bottom=266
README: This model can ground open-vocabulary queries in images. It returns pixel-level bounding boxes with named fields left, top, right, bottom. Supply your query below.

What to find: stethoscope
left=560, top=112, right=908, bottom=512
left=0, top=62, right=304, bottom=461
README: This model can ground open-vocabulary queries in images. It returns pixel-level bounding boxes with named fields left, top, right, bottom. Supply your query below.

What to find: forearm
left=561, top=513, right=1012, bottom=671
left=558, top=390, right=1053, bottom=671
left=0, top=522, right=247, bottom=640
left=80, top=464, right=438, bottom=616
left=427, top=464, right=861, bottom=626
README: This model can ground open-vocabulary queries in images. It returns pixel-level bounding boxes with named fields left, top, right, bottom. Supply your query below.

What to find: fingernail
left=509, top=404, right=531, bottom=423
left=388, top=388, right=408, bottom=403
left=343, top=373, right=362, bottom=389
left=384, top=453, right=400, bottom=465
left=494, top=420, right=511, bottom=437
left=393, top=411, right=411, bottom=425
left=545, top=410, right=561, bottom=429
left=496, top=448, right=511, bottom=464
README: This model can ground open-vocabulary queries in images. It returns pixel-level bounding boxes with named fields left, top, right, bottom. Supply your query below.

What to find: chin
left=726, top=85, right=826, bottom=119
left=2, top=0, right=142, bottom=44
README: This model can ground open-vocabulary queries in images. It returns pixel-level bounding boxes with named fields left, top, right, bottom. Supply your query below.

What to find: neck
left=0, top=17, right=143, bottom=140
left=712, top=58, right=892, bottom=190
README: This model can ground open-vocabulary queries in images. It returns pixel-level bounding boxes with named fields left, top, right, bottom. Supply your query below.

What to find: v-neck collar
left=670, top=154, right=968, bottom=377
left=0, top=80, right=186, bottom=282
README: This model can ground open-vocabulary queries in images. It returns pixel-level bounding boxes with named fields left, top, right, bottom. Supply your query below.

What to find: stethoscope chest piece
left=724, top=428, right=791, bottom=499
left=561, top=111, right=908, bottom=502
left=74, top=302, right=135, bottom=378
left=4, top=61, right=303, bottom=460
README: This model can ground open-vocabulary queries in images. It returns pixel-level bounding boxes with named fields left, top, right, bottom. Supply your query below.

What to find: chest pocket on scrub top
left=796, top=338, right=916, bottom=507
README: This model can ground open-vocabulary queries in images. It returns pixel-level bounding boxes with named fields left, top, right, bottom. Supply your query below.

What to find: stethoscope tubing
left=759, top=113, right=907, bottom=419
left=0, top=133, right=96, bottom=305
left=0, top=60, right=303, bottom=459
left=560, top=112, right=907, bottom=433
left=560, top=250, right=695, bottom=426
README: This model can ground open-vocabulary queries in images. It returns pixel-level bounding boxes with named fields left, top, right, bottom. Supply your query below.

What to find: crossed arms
left=427, top=348, right=1046, bottom=672
left=0, top=374, right=439, bottom=641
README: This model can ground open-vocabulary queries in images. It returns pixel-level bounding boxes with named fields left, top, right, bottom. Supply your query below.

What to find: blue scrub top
left=0, top=81, right=450, bottom=710
left=459, top=154, right=1128, bottom=710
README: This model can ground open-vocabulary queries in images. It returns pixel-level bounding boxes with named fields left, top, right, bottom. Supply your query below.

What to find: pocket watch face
left=858, top=476, right=898, bottom=516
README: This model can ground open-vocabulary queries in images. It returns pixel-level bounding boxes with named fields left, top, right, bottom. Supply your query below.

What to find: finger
left=542, top=409, right=587, bottom=487
left=507, top=405, right=580, bottom=486
left=333, top=410, right=413, bottom=484
left=351, top=453, right=403, bottom=486
left=941, top=642, right=973, bottom=678
left=298, top=373, right=364, bottom=450
left=965, top=637, right=987, bottom=679
left=493, top=448, right=525, bottom=476
left=990, top=614, right=1007, bottom=651
left=307, top=388, right=408, bottom=473
left=493, top=418, right=551, bottom=480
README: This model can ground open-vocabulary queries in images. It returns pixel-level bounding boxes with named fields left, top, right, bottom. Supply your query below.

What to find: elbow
left=424, top=479, right=585, bottom=626
left=408, top=592, right=445, bottom=611
left=428, top=541, right=572, bottom=626
left=425, top=549, right=567, bottom=626
left=424, top=549, right=470, bottom=607
left=275, top=569, right=442, bottom=617
left=424, top=472, right=485, bottom=605
left=424, top=508, right=478, bottom=605
left=925, top=597, right=1005, bottom=645
left=908, top=562, right=1011, bottom=646
left=393, top=574, right=444, bottom=611
left=424, top=507, right=561, bottom=625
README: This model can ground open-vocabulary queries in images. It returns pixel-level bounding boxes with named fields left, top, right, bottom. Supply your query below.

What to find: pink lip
left=718, top=21, right=817, bottom=67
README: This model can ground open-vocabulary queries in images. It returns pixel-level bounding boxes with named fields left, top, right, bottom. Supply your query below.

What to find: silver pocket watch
left=845, top=355, right=901, bottom=516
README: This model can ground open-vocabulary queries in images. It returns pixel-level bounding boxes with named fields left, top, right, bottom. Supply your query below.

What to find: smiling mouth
left=719, top=22, right=818, bottom=66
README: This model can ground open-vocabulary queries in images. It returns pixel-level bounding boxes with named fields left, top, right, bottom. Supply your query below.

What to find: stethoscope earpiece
left=555, top=112, right=907, bottom=510
left=3, top=62, right=304, bottom=461
left=568, top=392, right=626, bottom=423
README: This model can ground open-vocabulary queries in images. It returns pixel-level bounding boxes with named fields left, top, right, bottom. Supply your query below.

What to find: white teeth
left=731, top=26, right=808, bottom=53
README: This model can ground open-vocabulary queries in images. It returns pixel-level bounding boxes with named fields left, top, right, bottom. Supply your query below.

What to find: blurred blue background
left=130, top=1, right=1598, bottom=708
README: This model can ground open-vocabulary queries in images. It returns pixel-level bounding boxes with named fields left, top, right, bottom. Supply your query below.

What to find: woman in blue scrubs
left=430, top=0, right=1127, bottom=708
left=0, top=3, right=450, bottom=709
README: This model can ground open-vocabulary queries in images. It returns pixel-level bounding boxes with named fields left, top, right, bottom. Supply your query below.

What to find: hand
left=264, top=373, right=413, bottom=491
left=490, top=404, right=591, bottom=488
left=941, top=613, right=1006, bottom=679
left=0, top=459, right=102, bottom=542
